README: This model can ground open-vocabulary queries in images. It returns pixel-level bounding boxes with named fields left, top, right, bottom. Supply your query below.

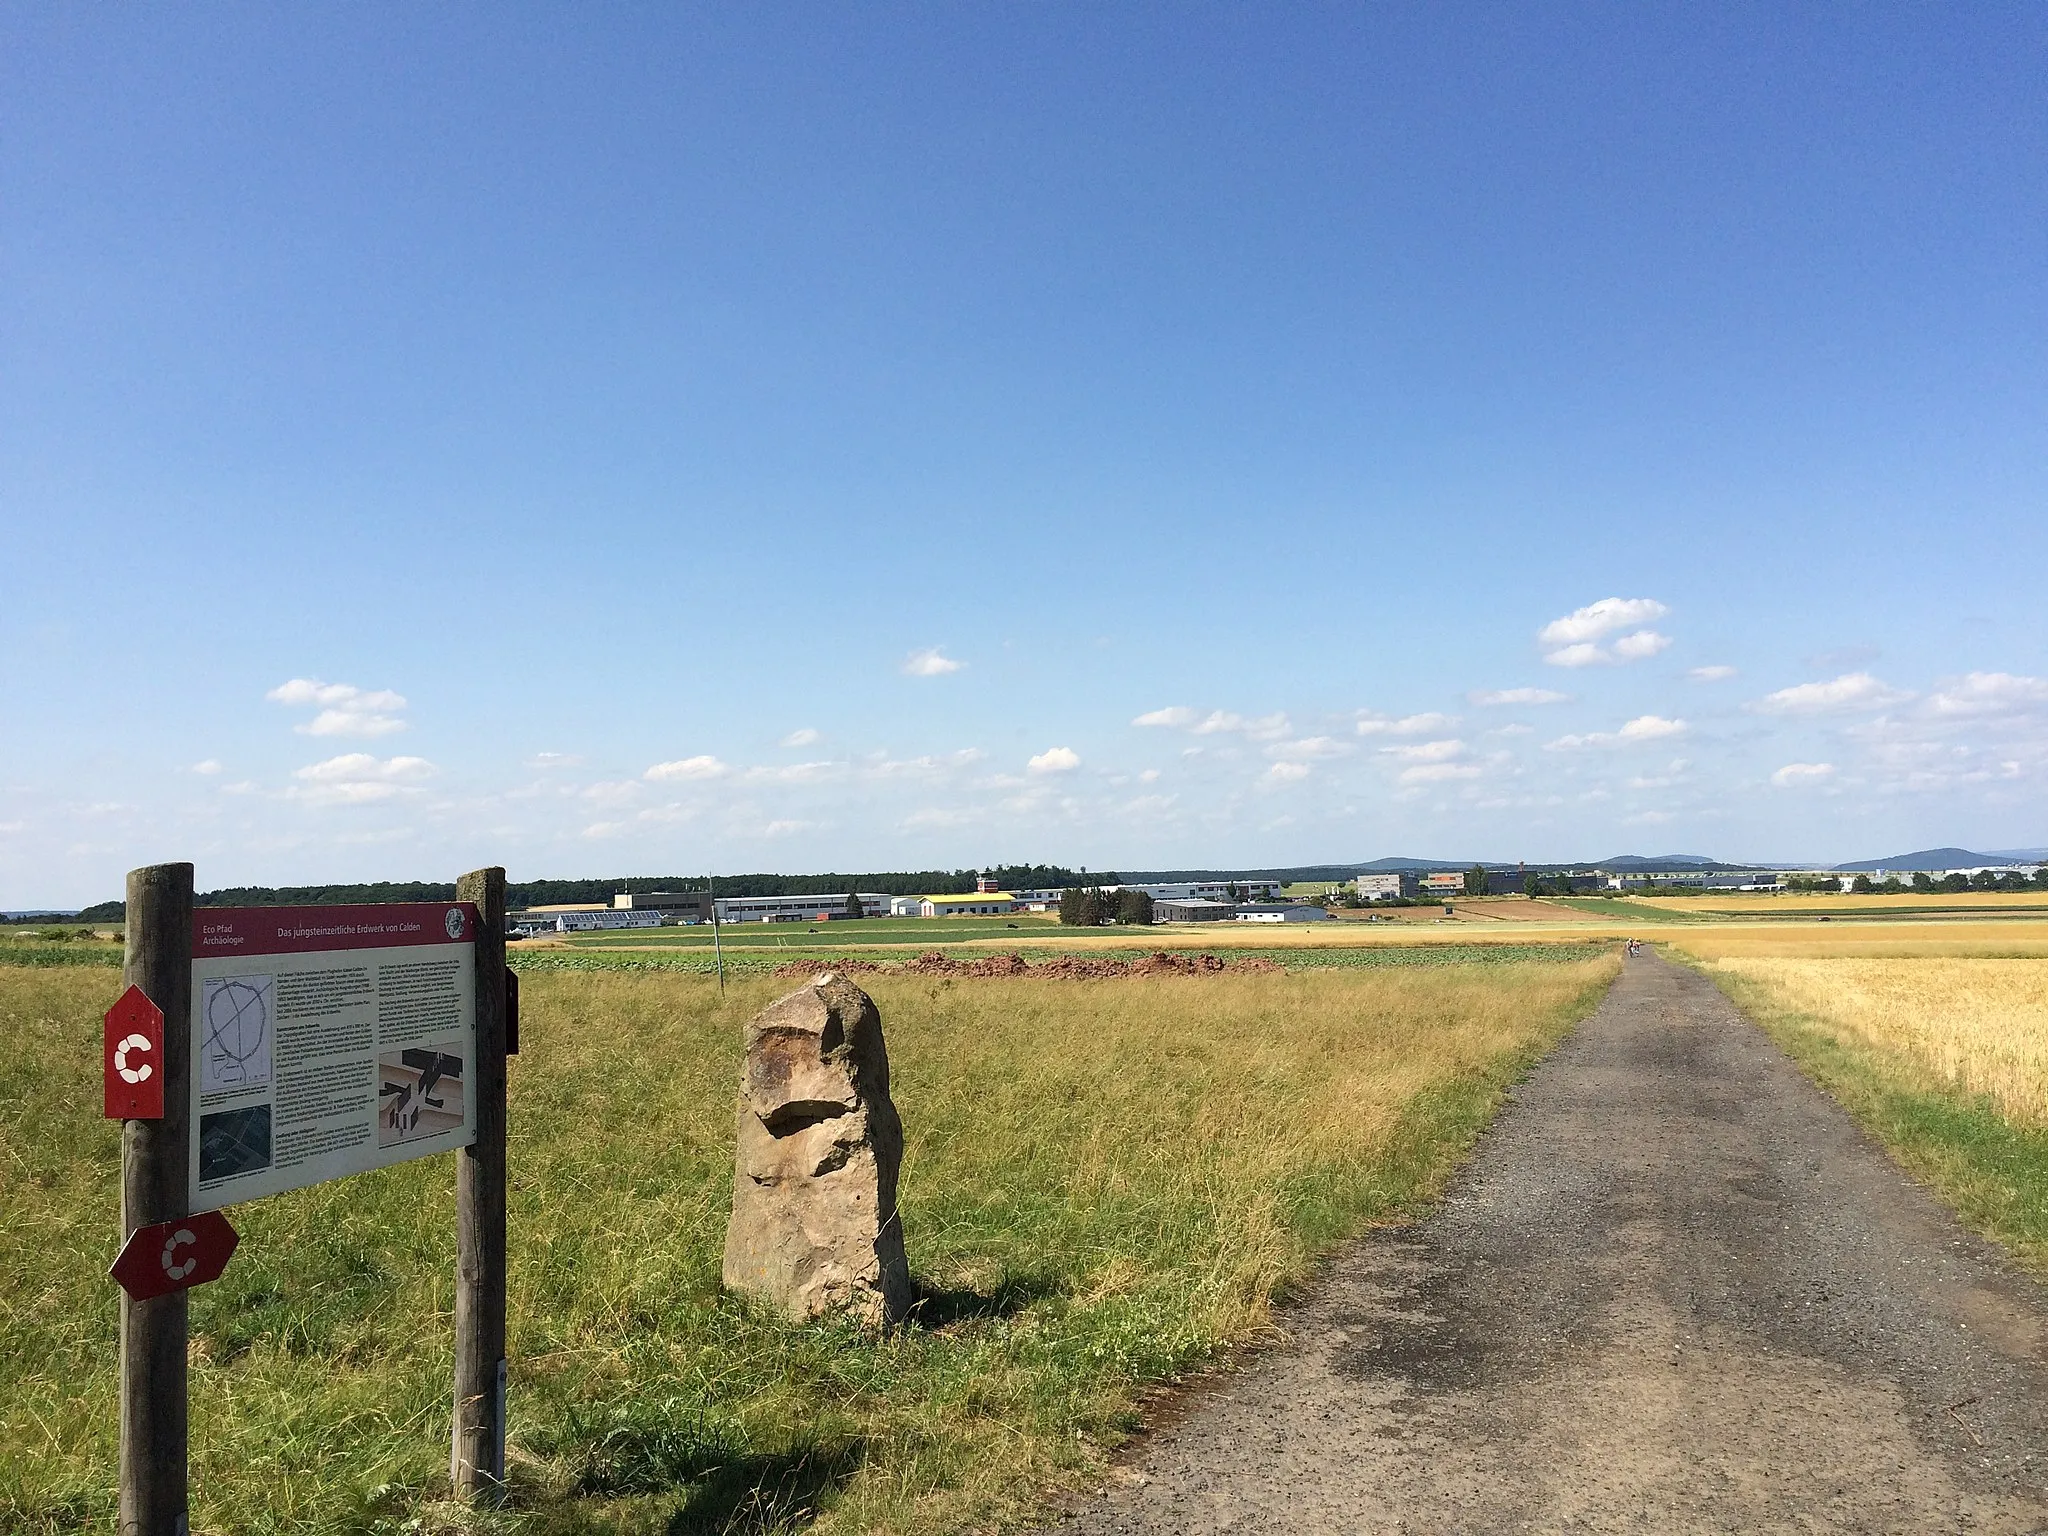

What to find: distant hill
left=1832, top=847, right=2020, bottom=873
left=1599, top=854, right=1717, bottom=869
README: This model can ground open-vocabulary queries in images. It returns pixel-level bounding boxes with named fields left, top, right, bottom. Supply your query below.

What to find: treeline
left=73, top=864, right=1104, bottom=922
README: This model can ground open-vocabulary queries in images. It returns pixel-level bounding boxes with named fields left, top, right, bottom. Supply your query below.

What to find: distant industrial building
left=1153, top=898, right=1235, bottom=923
left=612, top=890, right=712, bottom=921
left=1103, top=880, right=1284, bottom=903
left=1354, top=873, right=1403, bottom=901
left=713, top=893, right=891, bottom=923
left=1417, top=872, right=1465, bottom=898
left=518, top=908, right=664, bottom=934
left=1233, top=903, right=1331, bottom=923
left=920, top=893, right=1018, bottom=917
left=1605, top=872, right=1780, bottom=892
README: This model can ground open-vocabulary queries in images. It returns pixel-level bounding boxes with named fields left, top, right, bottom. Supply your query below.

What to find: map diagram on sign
left=200, top=975, right=274, bottom=1094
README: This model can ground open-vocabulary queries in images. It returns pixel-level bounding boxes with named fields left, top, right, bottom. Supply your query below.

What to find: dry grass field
left=1636, top=891, right=2048, bottom=916
left=1, top=952, right=1617, bottom=1535
left=1707, top=958, right=2048, bottom=1126
left=1663, top=919, right=2048, bottom=962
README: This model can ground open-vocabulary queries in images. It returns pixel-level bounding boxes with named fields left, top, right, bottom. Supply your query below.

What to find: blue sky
left=3, top=4, right=2044, bottom=905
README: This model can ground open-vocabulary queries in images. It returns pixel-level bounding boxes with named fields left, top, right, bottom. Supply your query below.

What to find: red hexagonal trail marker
left=103, top=984, right=165, bottom=1120
left=110, top=1211, right=239, bottom=1302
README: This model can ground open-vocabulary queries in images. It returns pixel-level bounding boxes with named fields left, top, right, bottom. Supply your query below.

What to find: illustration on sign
left=189, top=904, right=479, bottom=1205
left=378, top=1045, right=466, bottom=1146
left=201, top=974, right=274, bottom=1093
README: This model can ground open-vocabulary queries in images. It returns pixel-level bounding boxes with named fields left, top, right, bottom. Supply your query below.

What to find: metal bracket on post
left=118, top=863, right=194, bottom=1536
left=452, top=867, right=509, bottom=1497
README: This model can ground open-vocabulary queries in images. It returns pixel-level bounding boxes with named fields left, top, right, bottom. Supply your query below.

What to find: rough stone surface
left=1052, top=950, right=2048, bottom=1534
left=722, top=973, right=910, bottom=1325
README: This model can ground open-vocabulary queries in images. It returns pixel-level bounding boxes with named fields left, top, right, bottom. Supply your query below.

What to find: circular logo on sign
left=445, top=907, right=466, bottom=940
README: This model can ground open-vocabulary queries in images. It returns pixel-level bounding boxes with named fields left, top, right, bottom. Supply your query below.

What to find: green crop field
left=2, top=952, right=1617, bottom=1535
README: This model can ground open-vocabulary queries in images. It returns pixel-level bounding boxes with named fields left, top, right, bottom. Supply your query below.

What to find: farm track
left=1051, top=951, right=2048, bottom=1534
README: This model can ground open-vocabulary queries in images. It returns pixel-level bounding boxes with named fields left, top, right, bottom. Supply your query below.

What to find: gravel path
left=1052, top=951, right=2048, bottom=1534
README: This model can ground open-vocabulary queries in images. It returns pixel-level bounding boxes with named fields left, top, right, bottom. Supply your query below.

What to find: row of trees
left=1058, top=887, right=1154, bottom=926
left=1847, top=869, right=2046, bottom=894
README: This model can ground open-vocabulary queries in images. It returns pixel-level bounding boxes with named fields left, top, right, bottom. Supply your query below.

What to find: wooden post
left=120, top=863, right=193, bottom=1536
left=452, top=867, right=508, bottom=1497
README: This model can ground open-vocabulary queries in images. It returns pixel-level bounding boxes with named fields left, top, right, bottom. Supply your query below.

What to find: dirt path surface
left=1052, top=952, right=2048, bottom=1534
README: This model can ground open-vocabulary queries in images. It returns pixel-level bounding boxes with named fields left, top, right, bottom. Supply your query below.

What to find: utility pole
left=707, top=873, right=725, bottom=990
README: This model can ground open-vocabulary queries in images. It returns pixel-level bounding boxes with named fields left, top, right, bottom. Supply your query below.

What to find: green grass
left=562, top=918, right=1062, bottom=950
left=0, top=943, right=123, bottom=968
left=1699, top=962, right=2048, bottom=1276
left=1549, top=896, right=1732, bottom=923
left=1, top=955, right=1617, bottom=1534
left=510, top=941, right=1616, bottom=977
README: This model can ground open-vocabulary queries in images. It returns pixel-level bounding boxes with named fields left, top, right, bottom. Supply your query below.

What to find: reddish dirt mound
left=1032, top=955, right=1132, bottom=980
left=1229, top=956, right=1283, bottom=974
left=901, top=950, right=967, bottom=975
left=1128, top=950, right=1231, bottom=976
left=961, top=953, right=1033, bottom=977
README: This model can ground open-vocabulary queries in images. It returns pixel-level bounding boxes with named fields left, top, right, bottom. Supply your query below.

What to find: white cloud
left=583, top=821, right=627, bottom=839
left=902, top=647, right=964, bottom=677
left=1138, top=768, right=1161, bottom=783
left=1543, top=643, right=1609, bottom=668
left=1547, top=715, right=1688, bottom=750
left=1754, top=672, right=1913, bottom=714
left=1468, top=688, right=1569, bottom=706
left=1027, top=746, right=1081, bottom=775
left=1381, top=738, right=1466, bottom=763
left=1611, top=629, right=1673, bottom=661
left=762, top=819, right=812, bottom=837
left=1356, top=711, right=1460, bottom=735
left=527, top=751, right=583, bottom=769
left=1543, top=631, right=1670, bottom=668
left=1265, top=761, right=1312, bottom=782
left=780, top=727, right=822, bottom=747
left=1689, top=665, right=1738, bottom=682
left=191, top=760, right=222, bottom=775
left=1268, top=736, right=1352, bottom=761
left=1623, top=810, right=1675, bottom=825
left=1137, top=707, right=1290, bottom=739
left=290, top=753, right=436, bottom=805
left=1539, top=598, right=1669, bottom=647
left=1399, top=762, right=1483, bottom=785
left=645, top=755, right=728, bottom=781
left=1771, top=762, right=1837, bottom=788
left=268, top=679, right=409, bottom=737
left=1926, top=672, right=2048, bottom=717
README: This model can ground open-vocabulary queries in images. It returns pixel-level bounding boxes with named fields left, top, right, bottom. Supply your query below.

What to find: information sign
left=189, top=903, right=480, bottom=1205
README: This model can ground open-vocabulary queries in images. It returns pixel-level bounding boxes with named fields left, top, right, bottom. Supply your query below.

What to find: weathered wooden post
left=451, top=866, right=509, bottom=1496
left=119, top=862, right=194, bottom=1536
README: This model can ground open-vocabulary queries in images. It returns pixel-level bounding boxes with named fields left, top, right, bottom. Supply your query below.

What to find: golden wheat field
left=1662, top=919, right=2048, bottom=961
left=1705, top=957, right=2048, bottom=1125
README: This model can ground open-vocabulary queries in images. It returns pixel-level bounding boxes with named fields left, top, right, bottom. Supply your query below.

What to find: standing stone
left=722, top=973, right=910, bottom=1325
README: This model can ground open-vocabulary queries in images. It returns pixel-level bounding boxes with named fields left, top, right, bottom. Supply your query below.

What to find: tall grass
left=2, top=957, right=1615, bottom=1534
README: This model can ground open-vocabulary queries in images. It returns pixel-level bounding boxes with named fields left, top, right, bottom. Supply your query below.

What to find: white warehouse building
left=712, top=893, right=891, bottom=923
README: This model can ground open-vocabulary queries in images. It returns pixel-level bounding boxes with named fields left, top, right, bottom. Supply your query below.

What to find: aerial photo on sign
left=188, top=903, right=479, bottom=1206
